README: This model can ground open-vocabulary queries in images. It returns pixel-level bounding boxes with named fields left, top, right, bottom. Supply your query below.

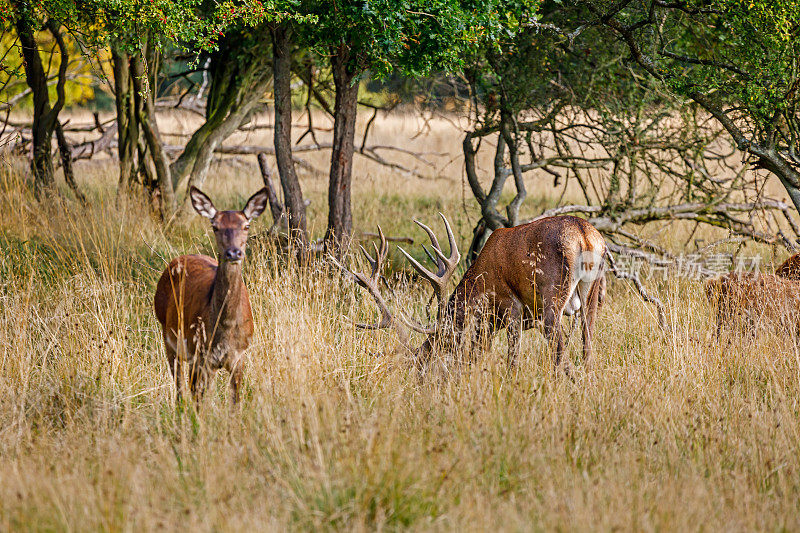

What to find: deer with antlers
left=333, top=214, right=607, bottom=374
left=154, top=187, right=269, bottom=405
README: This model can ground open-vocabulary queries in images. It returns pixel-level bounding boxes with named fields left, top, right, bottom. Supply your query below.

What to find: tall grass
left=1, top=129, right=799, bottom=531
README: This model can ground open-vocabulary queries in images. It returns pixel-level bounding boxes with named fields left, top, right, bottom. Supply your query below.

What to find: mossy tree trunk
left=170, top=28, right=273, bottom=203
left=271, top=23, right=308, bottom=253
left=13, top=8, right=68, bottom=197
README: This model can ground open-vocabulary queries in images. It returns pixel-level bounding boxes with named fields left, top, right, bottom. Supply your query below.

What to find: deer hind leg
left=505, top=303, right=524, bottom=368
left=507, top=318, right=522, bottom=368
left=466, top=313, right=494, bottom=365
left=541, top=286, right=569, bottom=377
left=578, top=277, right=602, bottom=369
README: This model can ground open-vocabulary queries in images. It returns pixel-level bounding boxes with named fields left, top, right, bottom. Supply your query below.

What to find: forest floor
left=1, top=111, right=799, bottom=531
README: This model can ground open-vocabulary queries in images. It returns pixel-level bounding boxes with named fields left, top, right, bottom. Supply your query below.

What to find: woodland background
left=2, top=1, right=800, bottom=530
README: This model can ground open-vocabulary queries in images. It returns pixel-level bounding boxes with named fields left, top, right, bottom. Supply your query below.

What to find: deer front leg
left=414, top=338, right=435, bottom=373
left=465, top=317, right=492, bottom=364
left=506, top=318, right=521, bottom=368
left=171, top=357, right=184, bottom=402
left=189, top=361, right=213, bottom=406
left=163, top=333, right=183, bottom=401
left=504, top=302, right=524, bottom=368
left=228, top=358, right=245, bottom=406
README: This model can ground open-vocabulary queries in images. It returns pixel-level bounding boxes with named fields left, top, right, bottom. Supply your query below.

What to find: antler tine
left=328, top=253, right=359, bottom=284
left=376, top=224, right=388, bottom=264
left=439, top=212, right=460, bottom=265
left=399, top=313, right=437, bottom=335
left=398, top=214, right=462, bottom=294
left=358, top=244, right=378, bottom=277
left=415, top=219, right=442, bottom=252
left=397, top=245, right=439, bottom=287
left=395, top=213, right=463, bottom=336
left=329, top=225, right=395, bottom=331
left=421, top=244, right=441, bottom=274
left=414, top=219, right=447, bottom=271
left=358, top=225, right=388, bottom=280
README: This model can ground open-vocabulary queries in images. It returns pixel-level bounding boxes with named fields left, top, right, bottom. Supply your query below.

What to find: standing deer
left=333, top=214, right=607, bottom=374
left=154, top=186, right=269, bottom=404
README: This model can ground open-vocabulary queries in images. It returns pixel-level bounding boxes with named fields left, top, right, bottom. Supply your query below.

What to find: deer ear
left=243, top=188, right=269, bottom=220
left=190, top=187, right=217, bottom=219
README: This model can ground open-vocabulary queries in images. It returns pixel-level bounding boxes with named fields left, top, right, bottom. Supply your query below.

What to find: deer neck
left=448, top=279, right=473, bottom=327
left=421, top=289, right=467, bottom=353
left=445, top=273, right=491, bottom=336
left=210, top=259, right=246, bottom=326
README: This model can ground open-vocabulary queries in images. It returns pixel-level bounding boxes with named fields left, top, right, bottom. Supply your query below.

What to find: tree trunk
left=271, top=24, right=308, bottom=252
left=111, top=46, right=139, bottom=193
left=14, top=9, right=67, bottom=196
left=169, top=29, right=273, bottom=192
left=178, top=54, right=273, bottom=211
left=131, top=39, right=175, bottom=218
left=325, top=44, right=360, bottom=257
left=499, top=106, right=526, bottom=227
left=168, top=67, right=237, bottom=188
left=257, top=153, right=286, bottom=224
left=463, top=127, right=512, bottom=264
left=178, top=98, right=260, bottom=214
left=54, top=120, right=86, bottom=204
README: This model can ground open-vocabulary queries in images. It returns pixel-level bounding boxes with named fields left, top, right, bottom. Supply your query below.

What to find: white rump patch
left=564, top=249, right=604, bottom=316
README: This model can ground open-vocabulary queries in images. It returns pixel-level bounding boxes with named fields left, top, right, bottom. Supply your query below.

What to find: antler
left=397, top=213, right=461, bottom=334
left=329, top=226, right=399, bottom=332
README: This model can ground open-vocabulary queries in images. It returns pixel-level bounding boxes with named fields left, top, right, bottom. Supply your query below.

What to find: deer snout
left=224, top=248, right=244, bottom=262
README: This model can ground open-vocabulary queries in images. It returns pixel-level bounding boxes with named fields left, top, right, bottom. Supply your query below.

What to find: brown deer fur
left=425, top=215, right=606, bottom=370
left=337, top=215, right=607, bottom=374
left=776, top=253, right=800, bottom=280
left=154, top=187, right=268, bottom=404
left=706, top=272, right=800, bottom=336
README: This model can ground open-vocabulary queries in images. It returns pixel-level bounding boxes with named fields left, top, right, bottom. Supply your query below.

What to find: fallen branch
left=70, top=123, right=118, bottom=160
left=358, top=232, right=414, bottom=244
left=257, top=152, right=286, bottom=229
left=162, top=142, right=438, bottom=178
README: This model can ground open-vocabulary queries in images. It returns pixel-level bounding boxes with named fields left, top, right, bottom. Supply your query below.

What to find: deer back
left=454, top=215, right=606, bottom=313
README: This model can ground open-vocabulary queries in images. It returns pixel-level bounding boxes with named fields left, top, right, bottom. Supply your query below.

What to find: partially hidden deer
left=706, top=272, right=800, bottom=336
left=154, top=186, right=269, bottom=404
left=776, top=252, right=800, bottom=280
left=704, top=251, right=800, bottom=337
left=333, top=214, right=607, bottom=374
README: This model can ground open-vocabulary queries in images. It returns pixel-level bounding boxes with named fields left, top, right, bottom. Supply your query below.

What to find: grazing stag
left=334, top=214, right=607, bottom=374
left=776, top=252, right=800, bottom=280
left=706, top=272, right=800, bottom=336
left=154, top=187, right=269, bottom=404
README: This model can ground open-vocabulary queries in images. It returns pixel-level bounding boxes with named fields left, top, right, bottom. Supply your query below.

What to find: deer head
left=331, top=213, right=462, bottom=363
left=190, top=186, right=269, bottom=264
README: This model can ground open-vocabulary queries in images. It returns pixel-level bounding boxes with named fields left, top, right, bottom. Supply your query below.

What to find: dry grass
left=1, top=113, right=800, bottom=531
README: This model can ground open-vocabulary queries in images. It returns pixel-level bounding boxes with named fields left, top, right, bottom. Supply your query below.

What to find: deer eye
left=244, top=224, right=250, bottom=231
